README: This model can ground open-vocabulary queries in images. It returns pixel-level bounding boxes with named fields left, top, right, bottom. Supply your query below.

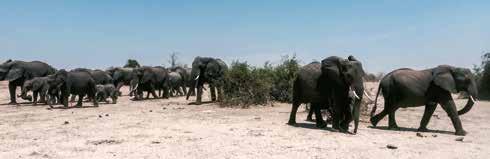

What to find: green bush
left=475, top=53, right=490, bottom=99
left=221, top=55, right=300, bottom=107
left=222, top=61, right=273, bottom=107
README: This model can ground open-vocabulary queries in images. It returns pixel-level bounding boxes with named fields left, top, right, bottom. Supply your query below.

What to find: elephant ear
left=433, top=66, right=457, bottom=93
left=6, top=68, right=24, bottom=81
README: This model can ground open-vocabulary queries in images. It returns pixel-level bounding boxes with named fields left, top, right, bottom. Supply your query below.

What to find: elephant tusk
left=195, top=75, right=200, bottom=80
left=132, top=83, right=139, bottom=92
left=352, top=91, right=360, bottom=100
left=363, top=90, right=374, bottom=101
left=349, top=87, right=360, bottom=100
left=470, top=95, right=476, bottom=103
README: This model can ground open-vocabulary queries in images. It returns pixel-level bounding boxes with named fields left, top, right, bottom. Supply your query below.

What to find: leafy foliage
left=124, top=59, right=141, bottom=68
left=475, top=52, right=490, bottom=99
left=221, top=55, right=300, bottom=107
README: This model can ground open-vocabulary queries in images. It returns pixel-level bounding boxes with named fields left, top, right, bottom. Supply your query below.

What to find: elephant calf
left=95, top=84, right=120, bottom=104
left=20, top=77, right=51, bottom=105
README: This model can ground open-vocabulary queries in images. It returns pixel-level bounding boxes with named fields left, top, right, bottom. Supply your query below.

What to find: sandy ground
left=0, top=81, right=489, bottom=159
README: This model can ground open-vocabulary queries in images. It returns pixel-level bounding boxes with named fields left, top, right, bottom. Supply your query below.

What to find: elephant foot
left=417, top=127, right=430, bottom=132
left=287, top=121, right=297, bottom=126
left=370, top=117, right=378, bottom=127
left=75, top=104, right=82, bottom=108
left=316, top=122, right=327, bottom=129
left=305, top=117, right=314, bottom=122
left=455, top=130, right=467, bottom=136
left=94, top=104, right=99, bottom=107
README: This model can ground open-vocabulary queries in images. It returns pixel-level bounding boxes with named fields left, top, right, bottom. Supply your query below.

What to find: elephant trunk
left=349, top=86, right=361, bottom=134
left=186, top=74, right=199, bottom=100
left=457, top=95, right=475, bottom=115
left=458, top=82, right=478, bottom=115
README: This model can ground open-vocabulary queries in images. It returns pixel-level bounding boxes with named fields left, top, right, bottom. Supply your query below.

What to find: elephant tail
left=370, top=84, right=382, bottom=118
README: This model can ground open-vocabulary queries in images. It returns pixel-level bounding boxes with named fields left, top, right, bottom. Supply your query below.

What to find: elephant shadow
left=187, top=101, right=215, bottom=105
left=369, top=126, right=454, bottom=135
left=288, top=122, right=342, bottom=132
left=48, top=105, right=99, bottom=109
left=0, top=102, right=35, bottom=106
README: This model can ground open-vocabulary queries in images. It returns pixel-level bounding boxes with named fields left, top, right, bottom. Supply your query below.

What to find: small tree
left=124, top=59, right=141, bottom=68
left=477, top=52, right=490, bottom=99
left=168, top=52, right=179, bottom=68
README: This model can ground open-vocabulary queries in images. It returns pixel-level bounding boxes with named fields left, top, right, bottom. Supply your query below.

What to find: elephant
left=130, top=66, right=170, bottom=100
left=186, top=57, right=228, bottom=105
left=20, top=76, right=51, bottom=105
left=71, top=68, right=113, bottom=85
left=288, top=56, right=367, bottom=133
left=95, top=84, right=120, bottom=104
left=47, top=69, right=98, bottom=107
left=0, top=59, right=56, bottom=104
left=370, top=65, right=478, bottom=136
left=106, top=67, right=136, bottom=96
left=168, top=71, right=187, bottom=96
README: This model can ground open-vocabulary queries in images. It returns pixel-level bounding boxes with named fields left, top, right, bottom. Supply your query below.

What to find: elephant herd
left=0, top=57, right=228, bottom=108
left=0, top=55, right=479, bottom=136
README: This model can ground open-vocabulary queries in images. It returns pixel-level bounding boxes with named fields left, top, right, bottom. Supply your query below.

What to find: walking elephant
left=130, top=66, right=169, bottom=100
left=0, top=59, right=56, bottom=104
left=168, top=71, right=187, bottom=96
left=370, top=65, right=478, bottom=136
left=186, top=57, right=228, bottom=105
left=288, top=56, right=367, bottom=134
left=20, top=76, right=51, bottom=105
left=47, top=69, right=98, bottom=107
left=106, top=67, right=136, bottom=96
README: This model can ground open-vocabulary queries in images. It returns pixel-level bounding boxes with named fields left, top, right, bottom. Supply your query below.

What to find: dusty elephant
left=370, top=65, right=478, bottom=136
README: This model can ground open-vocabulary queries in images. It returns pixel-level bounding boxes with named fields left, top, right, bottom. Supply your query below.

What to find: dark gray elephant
left=130, top=66, right=170, bottom=100
left=288, top=56, right=366, bottom=133
left=106, top=67, right=136, bottom=96
left=95, top=84, right=120, bottom=104
left=186, top=57, right=228, bottom=105
left=47, top=69, right=98, bottom=108
left=168, top=71, right=187, bottom=96
left=0, top=59, right=56, bottom=104
left=370, top=65, right=478, bottom=136
left=71, top=68, right=113, bottom=85
left=20, top=76, right=51, bottom=105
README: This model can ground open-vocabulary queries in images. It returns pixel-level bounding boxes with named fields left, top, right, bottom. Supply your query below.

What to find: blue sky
left=1, top=1, right=489, bottom=73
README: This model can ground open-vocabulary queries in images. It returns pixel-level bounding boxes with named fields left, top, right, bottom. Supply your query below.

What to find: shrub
left=221, top=61, right=273, bottom=107
left=221, top=55, right=300, bottom=107
left=269, top=55, right=300, bottom=102
left=475, top=53, right=490, bottom=99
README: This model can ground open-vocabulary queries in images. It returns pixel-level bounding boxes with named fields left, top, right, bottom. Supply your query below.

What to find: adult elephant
left=0, top=59, right=56, bottom=104
left=186, top=57, right=228, bottom=105
left=106, top=67, right=136, bottom=96
left=370, top=65, right=478, bottom=136
left=288, top=56, right=366, bottom=133
left=47, top=69, right=98, bottom=107
left=130, top=66, right=169, bottom=100
left=71, top=68, right=113, bottom=85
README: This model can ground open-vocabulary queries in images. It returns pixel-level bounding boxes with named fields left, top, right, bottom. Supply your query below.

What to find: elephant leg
left=76, top=94, right=84, bottom=107
left=210, top=84, right=217, bottom=102
left=370, top=100, right=394, bottom=127
left=312, top=103, right=327, bottom=128
left=182, top=85, right=187, bottom=97
left=8, top=82, right=17, bottom=104
left=306, top=107, right=314, bottom=122
left=217, top=86, right=223, bottom=102
left=40, top=91, right=47, bottom=105
left=439, top=95, right=466, bottom=136
left=287, top=102, right=301, bottom=125
left=388, top=107, right=400, bottom=130
left=196, top=85, right=203, bottom=105
left=418, top=103, right=437, bottom=132
left=89, top=92, right=98, bottom=107
left=33, top=91, right=38, bottom=106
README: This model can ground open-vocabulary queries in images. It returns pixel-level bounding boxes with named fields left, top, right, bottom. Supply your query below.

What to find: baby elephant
left=20, top=77, right=51, bottom=105
left=95, top=84, right=120, bottom=104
